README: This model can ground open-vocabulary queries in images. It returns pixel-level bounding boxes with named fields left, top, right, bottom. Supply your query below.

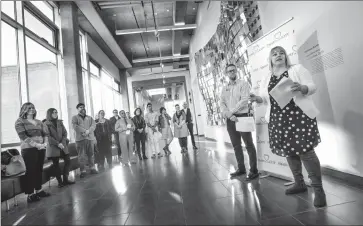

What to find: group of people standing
left=14, top=99, right=198, bottom=203
left=220, top=46, right=326, bottom=208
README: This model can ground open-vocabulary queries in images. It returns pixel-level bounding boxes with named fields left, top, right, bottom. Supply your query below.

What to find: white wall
left=259, top=1, right=363, bottom=177
left=86, top=35, right=120, bottom=82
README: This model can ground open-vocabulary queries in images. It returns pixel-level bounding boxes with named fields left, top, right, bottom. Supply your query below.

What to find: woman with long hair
left=115, top=110, right=136, bottom=166
left=15, top=102, right=50, bottom=203
left=44, top=108, right=75, bottom=188
left=173, top=104, right=189, bottom=153
left=159, top=107, right=173, bottom=156
left=132, top=107, right=147, bottom=160
left=95, top=110, right=113, bottom=170
left=250, top=46, right=326, bottom=207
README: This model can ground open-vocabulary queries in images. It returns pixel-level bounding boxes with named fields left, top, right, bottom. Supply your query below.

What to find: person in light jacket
left=95, top=110, right=113, bottom=170
left=132, top=107, right=147, bottom=160
left=158, top=107, right=173, bottom=156
left=115, top=110, right=136, bottom=166
left=71, top=103, right=98, bottom=178
left=249, top=46, right=326, bottom=207
left=44, top=108, right=75, bottom=188
left=173, top=104, right=189, bottom=153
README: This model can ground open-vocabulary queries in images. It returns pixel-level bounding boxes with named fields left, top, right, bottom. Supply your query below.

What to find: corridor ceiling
left=94, top=1, right=199, bottom=68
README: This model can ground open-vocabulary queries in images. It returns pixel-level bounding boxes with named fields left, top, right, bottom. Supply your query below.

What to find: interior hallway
left=2, top=137, right=363, bottom=225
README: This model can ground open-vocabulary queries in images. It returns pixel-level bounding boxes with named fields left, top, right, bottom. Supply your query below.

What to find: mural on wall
left=194, top=1, right=262, bottom=126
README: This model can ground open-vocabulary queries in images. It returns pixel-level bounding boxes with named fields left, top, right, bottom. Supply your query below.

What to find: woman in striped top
left=15, top=102, right=51, bottom=203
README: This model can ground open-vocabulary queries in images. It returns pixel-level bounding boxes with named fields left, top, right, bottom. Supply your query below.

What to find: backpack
left=1, top=149, right=26, bottom=177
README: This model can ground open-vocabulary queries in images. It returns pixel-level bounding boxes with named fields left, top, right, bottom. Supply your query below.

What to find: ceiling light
left=154, top=13, right=158, bottom=15
left=193, top=8, right=195, bottom=10
left=175, top=22, right=185, bottom=26
left=167, top=9, right=169, bottom=12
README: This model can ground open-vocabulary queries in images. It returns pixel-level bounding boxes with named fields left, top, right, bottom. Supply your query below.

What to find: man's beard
left=229, top=75, right=237, bottom=81
left=80, top=109, right=86, bottom=115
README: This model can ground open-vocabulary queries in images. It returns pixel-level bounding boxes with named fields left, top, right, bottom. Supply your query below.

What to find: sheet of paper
left=235, top=117, right=256, bottom=132
left=269, top=76, right=296, bottom=109
left=127, top=124, right=131, bottom=128
left=126, top=130, right=130, bottom=135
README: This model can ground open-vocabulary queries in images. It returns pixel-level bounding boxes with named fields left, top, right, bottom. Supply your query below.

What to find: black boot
left=56, top=176, right=64, bottom=188
left=313, top=187, right=327, bottom=207
left=285, top=182, right=307, bottom=195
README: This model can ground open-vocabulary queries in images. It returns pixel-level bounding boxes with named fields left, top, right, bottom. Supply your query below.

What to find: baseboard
left=202, top=136, right=363, bottom=189
left=321, top=167, right=363, bottom=189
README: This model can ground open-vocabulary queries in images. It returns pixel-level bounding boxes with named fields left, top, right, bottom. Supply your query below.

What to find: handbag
left=235, top=104, right=256, bottom=132
left=1, top=149, right=26, bottom=177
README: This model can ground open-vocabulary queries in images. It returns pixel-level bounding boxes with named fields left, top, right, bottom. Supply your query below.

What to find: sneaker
left=230, top=169, right=246, bottom=177
left=36, top=190, right=51, bottom=198
left=157, top=153, right=163, bottom=158
left=151, top=154, right=156, bottom=159
left=27, top=194, right=40, bottom=203
left=143, top=156, right=148, bottom=160
left=285, top=183, right=307, bottom=195
left=58, top=183, right=65, bottom=188
left=313, top=187, right=327, bottom=207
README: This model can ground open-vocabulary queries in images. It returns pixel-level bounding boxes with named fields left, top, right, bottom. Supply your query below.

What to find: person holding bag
left=249, top=46, right=326, bottom=207
left=44, top=108, right=75, bottom=188
left=220, top=64, right=259, bottom=181
left=15, top=102, right=51, bottom=203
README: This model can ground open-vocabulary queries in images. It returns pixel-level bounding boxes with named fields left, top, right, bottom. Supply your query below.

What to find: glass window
left=101, top=84, right=114, bottom=118
left=25, top=36, right=59, bottom=121
left=113, top=91, right=123, bottom=112
left=30, top=1, right=54, bottom=22
left=79, top=32, right=88, bottom=69
left=1, top=1, right=15, bottom=19
left=24, top=9, right=54, bottom=45
left=90, top=61, right=99, bottom=77
left=101, top=70, right=113, bottom=88
left=90, top=77, right=102, bottom=117
left=1, top=22, right=21, bottom=144
left=82, top=70, right=91, bottom=114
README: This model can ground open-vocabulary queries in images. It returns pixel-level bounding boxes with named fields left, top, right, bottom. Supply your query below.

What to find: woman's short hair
left=19, top=102, right=37, bottom=119
left=160, top=107, right=166, bottom=114
left=175, top=104, right=180, bottom=107
left=134, top=107, right=142, bottom=116
left=46, top=108, right=57, bottom=121
left=98, top=110, right=105, bottom=116
left=268, top=46, right=292, bottom=71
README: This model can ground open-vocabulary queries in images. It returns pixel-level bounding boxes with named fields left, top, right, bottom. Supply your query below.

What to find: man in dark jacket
left=109, top=109, right=121, bottom=161
left=182, top=102, right=198, bottom=150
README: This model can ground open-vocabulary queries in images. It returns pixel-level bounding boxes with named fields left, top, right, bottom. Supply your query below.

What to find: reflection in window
left=1, top=22, right=21, bottom=144
left=1, top=1, right=15, bottom=19
left=30, top=1, right=54, bottom=21
left=24, top=9, right=54, bottom=45
left=90, top=61, right=99, bottom=77
left=91, top=77, right=102, bottom=117
left=26, top=36, right=59, bottom=121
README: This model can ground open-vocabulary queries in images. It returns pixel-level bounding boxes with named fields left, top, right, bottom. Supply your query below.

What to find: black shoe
left=151, top=154, right=156, bottom=159
left=158, top=153, right=163, bottom=158
left=230, top=169, right=246, bottom=177
left=80, top=172, right=86, bottom=178
left=314, top=187, right=327, bottom=207
left=285, top=183, right=307, bottom=195
left=139, top=156, right=143, bottom=161
left=143, top=156, right=148, bottom=160
left=193, top=146, right=198, bottom=150
left=245, top=172, right=259, bottom=181
left=27, top=194, right=40, bottom=203
left=58, top=183, right=65, bottom=188
left=36, top=190, right=51, bottom=198
left=90, top=169, right=98, bottom=174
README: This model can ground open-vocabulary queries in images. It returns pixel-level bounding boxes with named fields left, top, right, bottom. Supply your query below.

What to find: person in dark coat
left=44, top=108, right=75, bottom=188
left=95, top=110, right=113, bottom=170
left=109, top=109, right=121, bottom=161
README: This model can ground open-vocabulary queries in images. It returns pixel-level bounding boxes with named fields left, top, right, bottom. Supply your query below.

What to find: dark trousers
left=113, top=132, right=122, bottom=157
left=97, top=136, right=112, bottom=168
left=49, top=150, right=71, bottom=183
left=226, top=118, right=258, bottom=173
left=21, top=148, right=46, bottom=194
left=187, top=123, right=196, bottom=147
left=286, top=150, right=323, bottom=188
left=134, top=132, right=146, bottom=157
left=178, top=137, right=188, bottom=149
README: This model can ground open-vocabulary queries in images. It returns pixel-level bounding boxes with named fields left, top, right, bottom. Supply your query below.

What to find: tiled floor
left=2, top=137, right=363, bottom=225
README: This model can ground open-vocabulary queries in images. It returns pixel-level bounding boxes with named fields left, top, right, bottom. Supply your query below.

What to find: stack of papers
left=269, top=77, right=296, bottom=109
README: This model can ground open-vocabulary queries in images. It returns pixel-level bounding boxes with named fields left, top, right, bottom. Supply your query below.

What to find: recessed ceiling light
left=113, top=14, right=116, bottom=16
left=154, top=13, right=158, bottom=15
left=193, top=8, right=195, bottom=10
left=167, top=9, right=169, bottom=12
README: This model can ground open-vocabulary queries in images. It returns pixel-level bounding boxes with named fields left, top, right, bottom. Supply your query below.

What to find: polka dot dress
left=268, top=71, right=321, bottom=157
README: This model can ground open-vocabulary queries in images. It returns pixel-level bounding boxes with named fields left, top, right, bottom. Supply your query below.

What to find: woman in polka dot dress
left=250, top=46, right=326, bottom=208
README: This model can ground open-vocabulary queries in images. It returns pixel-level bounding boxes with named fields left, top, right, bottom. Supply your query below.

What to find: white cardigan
left=257, top=64, right=319, bottom=123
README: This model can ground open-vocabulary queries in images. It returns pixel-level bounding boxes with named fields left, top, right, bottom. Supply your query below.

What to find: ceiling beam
left=76, top=1, right=131, bottom=68
left=115, top=24, right=197, bottom=35
left=128, top=61, right=189, bottom=71
left=132, top=54, right=189, bottom=63
left=173, top=2, right=188, bottom=56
